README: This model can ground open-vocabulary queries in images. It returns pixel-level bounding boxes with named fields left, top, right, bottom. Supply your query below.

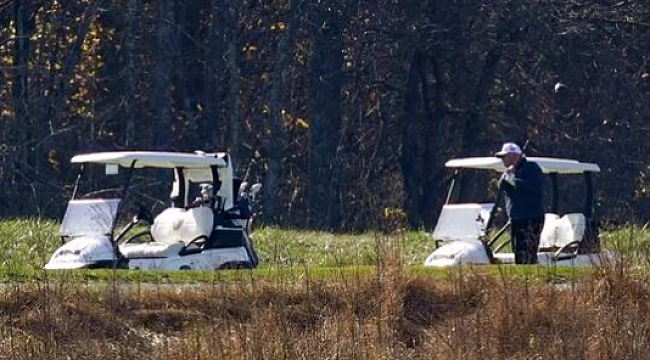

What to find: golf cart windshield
left=432, top=203, right=493, bottom=241
left=68, top=160, right=173, bottom=239
left=61, top=199, right=121, bottom=237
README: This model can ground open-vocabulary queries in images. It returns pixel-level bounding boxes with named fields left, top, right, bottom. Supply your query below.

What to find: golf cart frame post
left=110, top=160, right=136, bottom=265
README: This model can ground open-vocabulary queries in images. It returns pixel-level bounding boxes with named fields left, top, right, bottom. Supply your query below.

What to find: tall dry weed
left=4, top=259, right=650, bottom=359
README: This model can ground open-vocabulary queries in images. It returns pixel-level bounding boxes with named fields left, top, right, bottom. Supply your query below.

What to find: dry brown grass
left=2, top=262, right=650, bottom=360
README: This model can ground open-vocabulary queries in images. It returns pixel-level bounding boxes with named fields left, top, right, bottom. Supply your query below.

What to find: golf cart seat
left=120, top=242, right=186, bottom=259
left=539, top=213, right=586, bottom=255
left=432, top=203, right=493, bottom=245
left=120, top=207, right=214, bottom=259
left=150, top=207, right=214, bottom=243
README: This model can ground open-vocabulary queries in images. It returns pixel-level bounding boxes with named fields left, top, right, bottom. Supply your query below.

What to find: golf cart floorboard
left=492, top=252, right=610, bottom=266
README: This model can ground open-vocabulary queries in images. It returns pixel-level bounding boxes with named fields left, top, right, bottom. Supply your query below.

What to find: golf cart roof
left=71, top=151, right=227, bottom=169
left=445, top=157, right=600, bottom=174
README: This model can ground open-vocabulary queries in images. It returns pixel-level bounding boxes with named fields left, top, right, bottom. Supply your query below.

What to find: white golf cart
left=424, top=156, right=614, bottom=267
left=45, top=151, right=262, bottom=271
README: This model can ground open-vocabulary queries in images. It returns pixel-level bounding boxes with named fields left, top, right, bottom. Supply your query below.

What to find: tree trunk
left=10, top=0, right=32, bottom=214
left=153, top=0, right=175, bottom=149
left=13, top=0, right=30, bottom=164
left=124, top=0, right=141, bottom=148
left=401, top=50, right=450, bottom=229
left=263, top=0, right=304, bottom=224
left=457, top=11, right=520, bottom=202
left=224, top=2, right=242, bottom=163
left=401, top=51, right=428, bottom=228
left=175, top=1, right=201, bottom=150
left=307, top=2, right=343, bottom=230
left=203, top=0, right=227, bottom=150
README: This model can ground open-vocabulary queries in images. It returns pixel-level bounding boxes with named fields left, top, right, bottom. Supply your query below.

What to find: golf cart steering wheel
left=115, top=203, right=155, bottom=243
left=179, top=236, right=208, bottom=255
left=122, top=230, right=153, bottom=245
left=135, top=203, right=154, bottom=225
left=79, top=188, right=123, bottom=199
left=187, top=236, right=207, bottom=248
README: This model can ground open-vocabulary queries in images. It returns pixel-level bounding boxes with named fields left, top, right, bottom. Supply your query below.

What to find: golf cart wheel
left=218, top=261, right=253, bottom=270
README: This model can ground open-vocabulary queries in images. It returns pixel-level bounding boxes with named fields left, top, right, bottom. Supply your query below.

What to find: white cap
left=495, top=142, right=522, bottom=157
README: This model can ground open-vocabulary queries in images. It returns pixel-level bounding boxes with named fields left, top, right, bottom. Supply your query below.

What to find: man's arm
left=499, top=172, right=516, bottom=192
left=512, top=163, right=543, bottom=193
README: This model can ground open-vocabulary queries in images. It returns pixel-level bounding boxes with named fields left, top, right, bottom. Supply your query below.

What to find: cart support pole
left=71, top=164, right=86, bottom=200
left=445, top=169, right=459, bottom=205
left=584, top=173, right=594, bottom=218
left=550, top=173, right=559, bottom=214
left=111, top=160, right=137, bottom=268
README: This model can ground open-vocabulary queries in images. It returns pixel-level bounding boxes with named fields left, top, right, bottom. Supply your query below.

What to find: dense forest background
left=1, top=0, right=650, bottom=230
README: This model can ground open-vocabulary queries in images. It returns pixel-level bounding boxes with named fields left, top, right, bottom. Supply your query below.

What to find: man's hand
left=501, top=172, right=516, bottom=187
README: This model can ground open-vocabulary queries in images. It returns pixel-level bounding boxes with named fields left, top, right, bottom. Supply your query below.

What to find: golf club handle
left=484, top=190, right=503, bottom=235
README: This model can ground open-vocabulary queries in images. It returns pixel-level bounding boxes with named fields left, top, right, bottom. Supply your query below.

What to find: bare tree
left=400, top=50, right=442, bottom=228
left=457, top=2, right=524, bottom=202
left=124, top=0, right=141, bottom=148
left=153, top=0, right=175, bottom=149
left=13, top=0, right=30, bottom=164
left=262, top=0, right=304, bottom=223
left=306, top=0, right=343, bottom=230
left=224, top=0, right=243, bottom=163
left=203, top=0, right=227, bottom=149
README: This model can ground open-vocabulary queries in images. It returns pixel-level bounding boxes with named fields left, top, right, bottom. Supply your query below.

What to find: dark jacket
left=499, top=158, right=544, bottom=220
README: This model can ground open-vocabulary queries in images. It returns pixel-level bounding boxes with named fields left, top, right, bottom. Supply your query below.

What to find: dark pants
left=511, top=217, right=544, bottom=264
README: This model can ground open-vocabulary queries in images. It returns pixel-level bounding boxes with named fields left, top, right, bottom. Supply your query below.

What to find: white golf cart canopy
left=70, top=150, right=236, bottom=212
left=445, top=157, right=600, bottom=174
left=71, top=151, right=228, bottom=168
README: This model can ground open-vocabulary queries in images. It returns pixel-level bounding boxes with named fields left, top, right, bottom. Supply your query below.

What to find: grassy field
left=0, top=218, right=433, bottom=276
left=0, top=218, right=625, bottom=280
left=1, top=219, right=650, bottom=359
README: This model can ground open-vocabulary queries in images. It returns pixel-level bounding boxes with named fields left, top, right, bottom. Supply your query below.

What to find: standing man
left=495, top=142, right=544, bottom=264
